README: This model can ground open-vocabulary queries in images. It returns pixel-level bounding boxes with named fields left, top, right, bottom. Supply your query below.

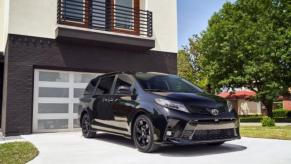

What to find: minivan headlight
left=155, top=98, right=189, bottom=113
left=227, top=100, right=233, bottom=112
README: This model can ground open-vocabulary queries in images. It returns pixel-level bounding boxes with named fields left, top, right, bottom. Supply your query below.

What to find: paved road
left=22, top=132, right=291, bottom=164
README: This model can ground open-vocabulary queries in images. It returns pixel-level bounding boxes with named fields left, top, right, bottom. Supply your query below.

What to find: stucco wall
left=8, top=0, right=177, bottom=53
left=238, top=100, right=262, bottom=115
left=0, top=0, right=9, bottom=52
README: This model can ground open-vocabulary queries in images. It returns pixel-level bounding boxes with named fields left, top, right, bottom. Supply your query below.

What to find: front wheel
left=133, top=115, right=158, bottom=153
left=81, top=113, right=96, bottom=138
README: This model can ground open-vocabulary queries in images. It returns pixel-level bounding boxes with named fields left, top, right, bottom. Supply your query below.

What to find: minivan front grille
left=186, top=104, right=228, bottom=115
left=192, top=129, right=236, bottom=140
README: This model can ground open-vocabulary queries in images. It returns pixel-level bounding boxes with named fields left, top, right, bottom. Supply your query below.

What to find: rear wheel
left=133, top=115, right=158, bottom=153
left=81, top=113, right=96, bottom=138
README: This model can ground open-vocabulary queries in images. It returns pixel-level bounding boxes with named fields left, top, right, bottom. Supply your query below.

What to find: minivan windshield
left=135, top=73, right=203, bottom=93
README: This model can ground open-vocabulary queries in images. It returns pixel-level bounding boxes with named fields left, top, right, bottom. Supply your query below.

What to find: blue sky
left=178, top=0, right=236, bottom=48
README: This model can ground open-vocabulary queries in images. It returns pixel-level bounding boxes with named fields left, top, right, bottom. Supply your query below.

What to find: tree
left=178, top=35, right=209, bottom=90
left=196, top=0, right=291, bottom=116
left=177, top=49, right=196, bottom=84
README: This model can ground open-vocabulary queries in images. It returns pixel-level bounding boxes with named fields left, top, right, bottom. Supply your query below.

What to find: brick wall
left=283, top=100, right=291, bottom=110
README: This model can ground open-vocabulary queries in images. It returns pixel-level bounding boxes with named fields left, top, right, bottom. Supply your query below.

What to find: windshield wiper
left=144, top=89, right=168, bottom=92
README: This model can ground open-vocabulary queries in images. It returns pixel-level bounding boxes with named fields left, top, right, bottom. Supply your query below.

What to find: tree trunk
left=262, top=99, right=273, bottom=117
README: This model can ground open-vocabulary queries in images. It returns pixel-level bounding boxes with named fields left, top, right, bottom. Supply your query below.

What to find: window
left=114, top=0, right=134, bottom=30
left=112, top=0, right=140, bottom=34
left=92, top=0, right=107, bottom=29
left=114, top=74, right=133, bottom=94
left=96, top=76, right=115, bottom=94
left=135, top=73, right=203, bottom=93
left=84, top=78, right=98, bottom=95
left=62, top=0, right=89, bottom=27
left=60, top=0, right=140, bottom=35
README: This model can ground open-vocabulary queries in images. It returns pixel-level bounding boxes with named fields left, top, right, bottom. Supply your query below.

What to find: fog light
left=166, top=131, right=173, bottom=136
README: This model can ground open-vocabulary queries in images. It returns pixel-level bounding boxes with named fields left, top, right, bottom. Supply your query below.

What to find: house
left=218, top=90, right=262, bottom=115
left=0, top=0, right=178, bottom=136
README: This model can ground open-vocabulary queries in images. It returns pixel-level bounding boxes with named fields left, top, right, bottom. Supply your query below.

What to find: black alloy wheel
left=133, top=115, right=158, bottom=153
left=81, top=113, right=96, bottom=138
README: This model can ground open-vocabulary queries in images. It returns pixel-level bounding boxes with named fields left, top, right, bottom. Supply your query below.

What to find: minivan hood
left=151, top=92, right=226, bottom=108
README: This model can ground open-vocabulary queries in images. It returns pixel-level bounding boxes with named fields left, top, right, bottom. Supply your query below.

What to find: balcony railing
left=57, top=0, right=153, bottom=37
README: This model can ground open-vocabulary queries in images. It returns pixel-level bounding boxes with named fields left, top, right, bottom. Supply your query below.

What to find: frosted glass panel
left=38, top=119, right=68, bottom=130
left=74, top=88, right=85, bottom=98
left=74, top=119, right=80, bottom=128
left=39, top=71, right=69, bottom=82
left=39, top=87, right=69, bottom=97
left=38, top=103, right=69, bottom=113
left=74, top=73, right=96, bottom=83
left=73, top=103, right=81, bottom=113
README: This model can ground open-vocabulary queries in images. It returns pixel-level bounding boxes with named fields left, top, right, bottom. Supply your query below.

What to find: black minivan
left=79, top=72, right=240, bottom=152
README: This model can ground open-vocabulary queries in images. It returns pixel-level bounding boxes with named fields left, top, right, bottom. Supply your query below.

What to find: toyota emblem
left=211, top=109, right=219, bottom=116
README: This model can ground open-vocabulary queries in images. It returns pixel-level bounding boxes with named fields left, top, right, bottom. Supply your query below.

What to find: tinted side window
left=114, top=75, right=133, bottom=94
left=84, top=78, right=98, bottom=95
left=96, top=76, right=115, bottom=95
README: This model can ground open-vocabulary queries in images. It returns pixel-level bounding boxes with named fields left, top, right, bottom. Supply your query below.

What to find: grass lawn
left=240, top=126, right=291, bottom=140
left=0, top=142, right=38, bottom=164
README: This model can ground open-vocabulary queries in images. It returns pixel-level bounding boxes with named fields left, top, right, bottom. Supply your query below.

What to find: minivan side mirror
left=117, top=86, right=131, bottom=95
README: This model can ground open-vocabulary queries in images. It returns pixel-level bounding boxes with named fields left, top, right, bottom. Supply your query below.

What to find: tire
left=133, top=115, right=159, bottom=153
left=207, top=142, right=225, bottom=146
left=81, top=112, right=96, bottom=138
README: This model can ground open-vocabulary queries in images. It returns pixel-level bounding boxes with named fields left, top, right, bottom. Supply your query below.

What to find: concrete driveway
left=22, top=132, right=291, bottom=164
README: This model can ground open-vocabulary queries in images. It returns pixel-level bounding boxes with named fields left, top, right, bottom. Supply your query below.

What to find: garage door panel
left=38, top=103, right=69, bottom=113
left=73, top=88, right=85, bottom=98
left=74, top=73, right=97, bottom=83
left=38, top=119, right=69, bottom=130
left=39, top=71, right=69, bottom=82
left=39, top=87, right=69, bottom=98
left=33, top=69, right=99, bottom=133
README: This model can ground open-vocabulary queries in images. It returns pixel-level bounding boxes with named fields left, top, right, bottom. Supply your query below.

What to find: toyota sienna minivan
left=79, top=72, right=240, bottom=152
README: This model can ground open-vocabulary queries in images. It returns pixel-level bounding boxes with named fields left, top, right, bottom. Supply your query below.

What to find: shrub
left=261, top=116, right=275, bottom=127
left=239, top=115, right=262, bottom=122
left=287, top=111, right=291, bottom=118
left=273, top=109, right=287, bottom=118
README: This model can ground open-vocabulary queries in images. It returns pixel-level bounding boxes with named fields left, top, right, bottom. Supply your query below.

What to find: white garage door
left=33, top=69, right=101, bottom=133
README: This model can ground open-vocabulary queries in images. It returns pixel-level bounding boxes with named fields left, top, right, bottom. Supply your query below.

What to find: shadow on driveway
left=92, top=133, right=247, bottom=157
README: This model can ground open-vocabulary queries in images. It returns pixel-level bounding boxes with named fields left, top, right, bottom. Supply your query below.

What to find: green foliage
left=239, top=115, right=291, bottom=122
left=273, top=101, right=283, bottom=109
left=240, top=115, right=263, bottom=122
left=179, top=35, right=210, bottom=91
left=273, top=109, right=288, bottom=118
left=177, top=50, right=196, bottom=84
left=261, top=116, right=275, bottom=127
left=194, top=0, right=291, bottom=116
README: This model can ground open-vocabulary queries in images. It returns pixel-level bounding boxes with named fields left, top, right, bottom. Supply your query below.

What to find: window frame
left=60, top=0, right=141, bottom=35
left=113, top=74, right=135, bottom=95
left=61, top=0, right=90, bottom=28
left=110, top=0, right=140, bottom=35
left=94, top=75, right=117, bottom=95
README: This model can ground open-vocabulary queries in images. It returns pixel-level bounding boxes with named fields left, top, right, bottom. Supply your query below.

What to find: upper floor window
left=58, top=0, right=152, bottom=37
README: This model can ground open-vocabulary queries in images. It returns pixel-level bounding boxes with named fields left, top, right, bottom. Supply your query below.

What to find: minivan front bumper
left=154, top=108, right=240, bottom=145
left=160, top=118, right=240, bottom=145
